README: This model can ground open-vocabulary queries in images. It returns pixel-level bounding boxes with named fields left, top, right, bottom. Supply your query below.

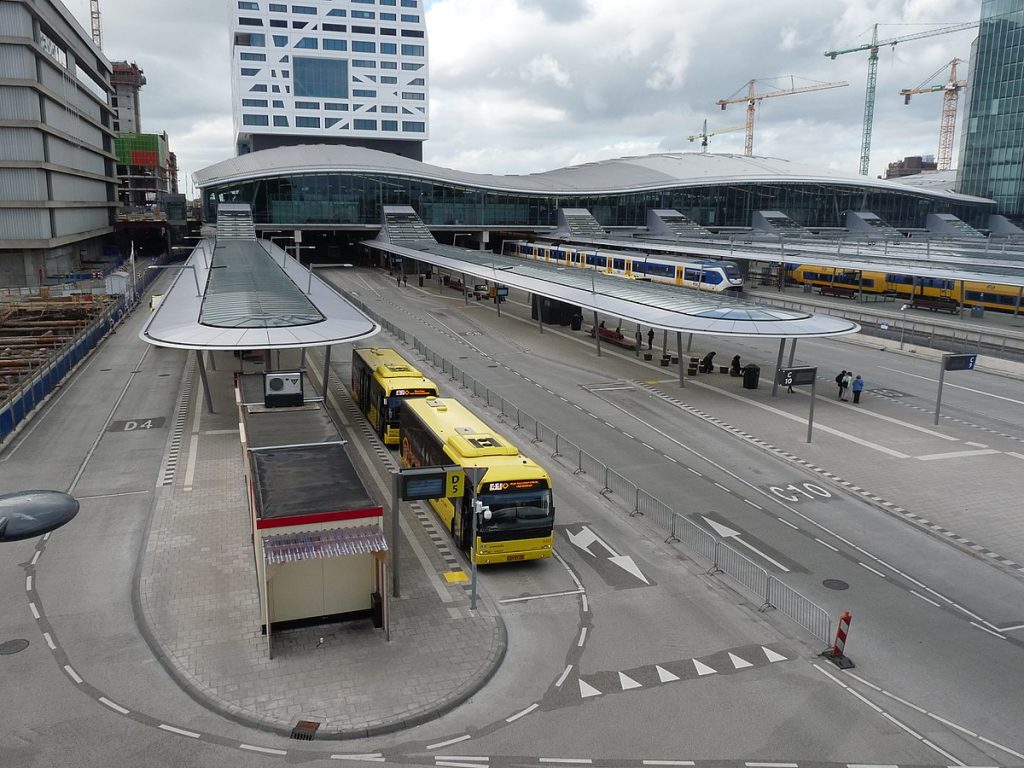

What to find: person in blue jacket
left=851, top=374, right=864, bottom=404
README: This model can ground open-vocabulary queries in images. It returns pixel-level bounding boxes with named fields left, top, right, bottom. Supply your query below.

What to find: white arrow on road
left=567, top=525, right=650, bottom=584
left=700, top=516, right=791, bottom=573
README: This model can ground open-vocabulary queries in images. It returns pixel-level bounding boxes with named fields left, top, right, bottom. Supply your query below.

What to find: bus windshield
left=478, top=488, right=553, bottom=532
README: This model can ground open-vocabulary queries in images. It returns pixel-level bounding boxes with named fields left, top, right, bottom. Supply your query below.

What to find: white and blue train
left=509, top=241, right=744, bottom=293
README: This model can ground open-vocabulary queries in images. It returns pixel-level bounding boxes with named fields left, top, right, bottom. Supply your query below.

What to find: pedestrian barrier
left=354, top=292, right=835, bottom=647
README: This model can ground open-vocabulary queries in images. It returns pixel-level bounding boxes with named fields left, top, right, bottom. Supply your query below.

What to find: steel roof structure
left=367, top=207, right=859, bottom=339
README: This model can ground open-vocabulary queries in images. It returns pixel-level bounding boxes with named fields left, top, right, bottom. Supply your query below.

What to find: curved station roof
left=368, top=207, right=860, bottom=339
left=195, top=145, right=989, bottom=206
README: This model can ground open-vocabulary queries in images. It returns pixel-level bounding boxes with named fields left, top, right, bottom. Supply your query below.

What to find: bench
left=588, top=326, right=637, bottom=350
left=818, top=284, right=857, bottom=299
left=910, top=297, right=960, bottom=314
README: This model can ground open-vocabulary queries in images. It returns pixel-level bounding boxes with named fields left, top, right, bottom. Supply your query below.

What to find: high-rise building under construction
left=229, top=0, right=429, bottom=160
left=957, top=0, right=1024, bottom=218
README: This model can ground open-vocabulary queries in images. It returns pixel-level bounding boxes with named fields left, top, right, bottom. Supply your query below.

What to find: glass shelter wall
left=203, top=174, right=992, bottom=230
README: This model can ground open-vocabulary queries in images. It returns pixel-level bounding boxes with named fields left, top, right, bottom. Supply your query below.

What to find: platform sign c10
left=776, top=366, right=818, bottom=387
left=943, top=353, right=977, bottom=371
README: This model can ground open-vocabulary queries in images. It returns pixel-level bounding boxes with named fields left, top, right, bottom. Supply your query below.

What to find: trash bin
left=970, top=305, right=984, bottom=318
left=418, top=274, right=424, bottom=287
left=570, top=314, right=583, bottom=331
left=742, top=365, right=760, bottom=389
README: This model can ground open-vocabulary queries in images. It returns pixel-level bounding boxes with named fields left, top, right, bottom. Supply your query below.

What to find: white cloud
left=69, top=0, right=984, bottom=188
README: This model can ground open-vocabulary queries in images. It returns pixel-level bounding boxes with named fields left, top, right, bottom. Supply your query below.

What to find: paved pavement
left=133, top=275, right=1024, bottom=742
left=135, top=350, right=506, bottom=739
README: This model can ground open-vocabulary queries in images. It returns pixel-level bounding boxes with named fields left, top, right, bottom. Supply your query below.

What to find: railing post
left=575, top=448, right=584, bottom=475
left=601, top=466, right=611, bottom=495
left=629, top=487, right=642, bottom=517
left=665, top=512, right=681, bottom=543
left=552, top=433, right=561, bottom=458
left=533, top=421, right=541, bottom=443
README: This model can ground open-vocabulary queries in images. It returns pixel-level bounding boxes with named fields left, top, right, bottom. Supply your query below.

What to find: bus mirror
left=482, top=506, right=492, bottom=521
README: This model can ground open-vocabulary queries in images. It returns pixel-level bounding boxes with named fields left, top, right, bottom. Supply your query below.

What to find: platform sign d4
left=776, top=366, right=818, bottom=387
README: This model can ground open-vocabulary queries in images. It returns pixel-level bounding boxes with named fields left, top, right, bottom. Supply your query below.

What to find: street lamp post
left=899, top=304, right=909, bottom=349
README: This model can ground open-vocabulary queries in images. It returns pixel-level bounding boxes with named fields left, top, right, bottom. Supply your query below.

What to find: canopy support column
left=593, top=311, right=602, bottom=357
left=788, top=338, right=798, bottom=366
left=677, top=332, right=685, bottom=388
left=771, top=338, right=786, bottom=397
left=322, top=344, right=332, bottom=396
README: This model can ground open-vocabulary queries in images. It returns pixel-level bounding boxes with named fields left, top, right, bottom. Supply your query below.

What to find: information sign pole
left=807, top=377, right=816, bottom=443
left=464, top=467, right=486, bottom=610
left=391, top=471, right=401, bottom=598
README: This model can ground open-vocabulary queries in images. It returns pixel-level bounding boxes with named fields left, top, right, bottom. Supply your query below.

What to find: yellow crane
left=716, top=76, right=849, bottom=156
left=900, top=58, right=967, bottom=172
left=686, top=119, right=746, bottom=153
left=89, top=0, right=102, bottom=47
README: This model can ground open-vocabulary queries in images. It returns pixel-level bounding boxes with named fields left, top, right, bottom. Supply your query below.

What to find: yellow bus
left=399, top=397, right=555, bottom=564
left=351, top=347, right=438, bottom=445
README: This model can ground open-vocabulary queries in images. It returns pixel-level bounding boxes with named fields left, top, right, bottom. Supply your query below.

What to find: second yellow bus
left=351, top=347, right=438, bottom=445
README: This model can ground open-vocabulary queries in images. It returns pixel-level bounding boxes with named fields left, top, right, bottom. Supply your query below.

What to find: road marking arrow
left=700, top=516, right=791, bottom=573
left=762, top=647, right=787, bottom=663
left=567, top=526, right=650, bottom=584
left=693, top=659, right=717, bottom=676
left=728, top=652, right=753, bottom=669
left=578, top=679, right=602, bottom=698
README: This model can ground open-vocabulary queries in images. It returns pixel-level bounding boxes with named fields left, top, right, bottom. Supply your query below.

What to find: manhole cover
left=823, top=579, right=849, bottom=591
left=0, top=639, right=29, bottom=655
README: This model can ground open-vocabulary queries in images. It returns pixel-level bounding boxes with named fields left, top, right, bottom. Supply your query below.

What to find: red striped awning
left=262, top=525, right=387, bottom=565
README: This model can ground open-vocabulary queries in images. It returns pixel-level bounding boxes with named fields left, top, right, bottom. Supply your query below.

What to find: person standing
left=851, top=374, right=864, bottom=404
left=835, top=370, right=847, bottom=399
left=840, top=371, right=853, bottom=401
left=647, top=328, right=654, bottom=350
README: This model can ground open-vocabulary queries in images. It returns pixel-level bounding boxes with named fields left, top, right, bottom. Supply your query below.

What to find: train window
left=684, top=268, right=700, bottom=282
left=613, top=258, right=625, bottom=271
left=704, top=271, right=723, bottom=284
left=647, top=262, right=673, bottom=277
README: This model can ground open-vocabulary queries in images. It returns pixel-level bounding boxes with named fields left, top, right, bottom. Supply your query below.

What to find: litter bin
left=742, top=364, right=760, bottom=390
left=570, top=314, right=583, bottom=331
left=970, top=305, right=984, bottom=318
left=418, top=274, right=424, bottom=287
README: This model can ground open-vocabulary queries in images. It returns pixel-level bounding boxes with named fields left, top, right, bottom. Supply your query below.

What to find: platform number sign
left=776, top=366, right=817, bottom=387
left=943, top=354, right=977, bottom=371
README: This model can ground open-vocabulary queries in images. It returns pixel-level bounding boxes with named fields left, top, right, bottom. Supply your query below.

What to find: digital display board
left=394, top=388, right=436, bottom=397
left=485, top=479, right=548, bottom=492
left=944, top=354, right=977, bottom=371
left=776, top=367, right=818, bottom=387
left=400, top=466, right=464, bottom=501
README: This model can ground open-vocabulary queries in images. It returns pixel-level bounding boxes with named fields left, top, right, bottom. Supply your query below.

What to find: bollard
left=820, top=610, right=855, bottom=669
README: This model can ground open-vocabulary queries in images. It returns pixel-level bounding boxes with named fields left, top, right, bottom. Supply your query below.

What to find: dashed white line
left=858, top=562, right=887, bottom=578
left=158, top=724, right=201, bottom=739
left=434, top=757, right=488, bottom=764
left=28, top=601, right=40, bottom=619
left=686, top=468, right=702, bottom=476
left=577, top=627, right=588, bottom=647
left=331, top=753, right=384, bottom=762
left=744, top=499, right=763, bottom=510
left=746, top=763, right=798, bottom=767
left=581, top=595, right=589, bottom=613
left=663, top=455, right=678, bottom=463
left=555, top=664, right=573, bottom=687
left=427, top=735, right=472, bottom=750
left=64, top=665, right=83, bottom=684
left=713, top=482, right=731, bottom=493
left=641, top=442, right=654, bottom=450
left=776, top=516, right=797, bottom=529
left=499, top=589, right=584, bottom=604
left=970, top=621, right=1007, bottom=639
left=98, top=696, right=130, bottom=715
left=31, top=550, right=40, bottom=566
left=539, top=759, right=592, bottom=765
left=26, top=575, right=32, bottom=591
left=240, top=744, right=287, bottom=756
left=910, top=590, right=941, bottom=607
left=979, top=734, right=1024, bottom=761
left=621, top=431, right=634, bottom=439
left=436, top=761, right=488, bottom=768
left=643, top=761, right=695, bottom=766
left=506, top=703, right=539, bottom=722
left=815, top=538, right=839, bottom=552
left=43, top=632, right=56, bottom=650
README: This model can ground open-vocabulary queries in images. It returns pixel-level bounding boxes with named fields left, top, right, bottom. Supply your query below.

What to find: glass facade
left=203, top=173, right=993, bottom=229
left=957, top=0, right=1024, bottom=217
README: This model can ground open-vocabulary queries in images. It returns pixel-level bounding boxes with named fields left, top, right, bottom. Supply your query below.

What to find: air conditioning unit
left=263, top=371, right=304, bottom=408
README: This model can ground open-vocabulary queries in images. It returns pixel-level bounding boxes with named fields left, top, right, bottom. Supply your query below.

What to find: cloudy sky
left=65, top=0, right=982, bottom=194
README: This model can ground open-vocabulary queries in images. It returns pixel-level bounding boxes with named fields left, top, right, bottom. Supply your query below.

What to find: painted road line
left=971, top=622, right=1007, bottom=639
left=916, top=449, right=1001, bottom=461
left=815, top=538, right=839, bottom=552
left=28, top=602, right=40, bottom=619
left=506, top=703, right=539, bottom=722
left=950, top=602, right=986, bottom=622
left=858, top=562, right=887, bottom=578
left=910, top=590, right=941, bottom=608
left=434, top=757, right=487, bottom=763
left=880, top=711, right=922, bottom=739
left=43, top=632, right=56, bottom=650
left=539, top=759, right=593, bottom=765
left=577, top=627, right=588, bottom=647
left=436, top=761, right=488, bottom=768
left=926, top=712, right=976, bottom=736
left=158, top=724, right=201, bottom=738
left=1007, top=452, right=1024, bottom=462
left=427, top=735, right=472, bottom=750
left=745, top=499, right=763, bottom=510
left=31, top=550, right=40, bottom=566
left=919, top=739, right=964, bottom=766
left=978, top=734, right=1024, bottom=761
left=581, top=595, right=589, bottom=613
left=26, top=575, right=32, bottom=591
left=776, top=516, right=798, bottom=529
left=240, top=744, right=287, bottom=756
left=713, top=483, right=731, bottom=493
left=63, top=665, right=83, bottom=684
left=643, top=761, right=695, bottom=766
left=555, top=664, right=573, bottom=688
left=98, top=697, right=129, bottom=715
left=746, top=763, right=798, bottom=767
left=499, top=589, right=584, bottom=604
left=331, top=754, right=384, bottom=762
left=686, top=468, right=702, bottom=476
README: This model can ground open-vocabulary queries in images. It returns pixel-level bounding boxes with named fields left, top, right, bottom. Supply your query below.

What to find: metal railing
left=346, top=292, right=833, bottom=647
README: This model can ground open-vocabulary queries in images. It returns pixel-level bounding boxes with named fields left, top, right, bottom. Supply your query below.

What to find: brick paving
left=136, top=357, right=505, bottom=739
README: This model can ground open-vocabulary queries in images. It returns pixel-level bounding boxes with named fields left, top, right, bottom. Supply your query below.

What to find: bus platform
left=136, top=349, right=507, bottom=739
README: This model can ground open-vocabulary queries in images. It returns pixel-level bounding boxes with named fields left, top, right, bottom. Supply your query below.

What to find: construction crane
left=825, top=21, right=979, bottom=176
left=89, top=0, right=102, bottom=48
left=686, top=119, right=746, bottom=153
left=715, top=76, right=849, bottom=156
left=900, top=58, right=967, bottom=171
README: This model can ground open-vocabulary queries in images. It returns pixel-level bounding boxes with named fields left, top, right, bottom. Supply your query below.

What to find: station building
left=195, top=146, right=997, bottom=253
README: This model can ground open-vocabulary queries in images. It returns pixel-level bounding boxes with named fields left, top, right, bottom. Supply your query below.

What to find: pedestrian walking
left=635, top=328, right=643, bottom=351
left=840, top=371, right=853, bottom=401
left=647, top=328, right=654, bottom=349
left=851, top=374, right=864, bottom=404
left=835, top=370, right=847, bottom=399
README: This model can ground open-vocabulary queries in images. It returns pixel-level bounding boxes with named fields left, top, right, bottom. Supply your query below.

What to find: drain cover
left=291, top=720, right=320, bottom=740
left=823, top=579, right=849, bottom=591
left=0, top=639, right=29, bottom=655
